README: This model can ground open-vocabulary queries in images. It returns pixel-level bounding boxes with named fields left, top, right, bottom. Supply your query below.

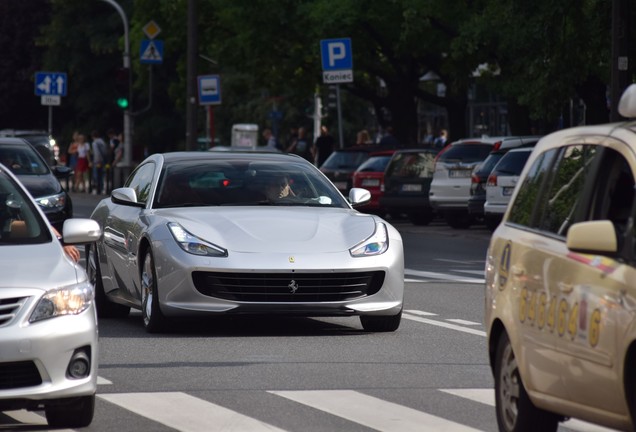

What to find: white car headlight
left=168, top=222, right=228, bottom=257
left=35, top=192, right=66, bottom=210
left=29, top=282, right=93, bottom=323
left=350, top=222, right=389, bottom=257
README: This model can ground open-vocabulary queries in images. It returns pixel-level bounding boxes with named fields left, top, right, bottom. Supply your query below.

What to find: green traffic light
left=117, top=97, right=129, bottom=109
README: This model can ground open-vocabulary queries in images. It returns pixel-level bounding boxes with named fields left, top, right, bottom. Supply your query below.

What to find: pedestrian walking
left=90, top=130, right=108, bottom=195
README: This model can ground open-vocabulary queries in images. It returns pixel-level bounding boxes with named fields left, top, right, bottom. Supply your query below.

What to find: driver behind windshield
left=263, top=173, right=295, bottom=201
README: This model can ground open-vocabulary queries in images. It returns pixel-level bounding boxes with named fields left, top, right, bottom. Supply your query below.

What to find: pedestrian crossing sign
left=140, top=39, right=164, bottom=64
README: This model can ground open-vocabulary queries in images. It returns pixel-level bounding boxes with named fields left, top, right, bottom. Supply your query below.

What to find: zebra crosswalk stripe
left=440, top=389, right=616, bottom=432
left=99, top=392, right=286, bottom=432
left=269, top=389, right=482, bottom=432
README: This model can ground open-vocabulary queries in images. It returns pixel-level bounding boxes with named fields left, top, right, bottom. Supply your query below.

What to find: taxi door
left=548, top=249, right=625, bottom=414
left=553, top=142, right=636, bottom=416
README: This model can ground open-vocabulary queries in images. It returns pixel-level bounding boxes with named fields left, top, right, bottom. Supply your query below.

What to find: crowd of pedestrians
left=65, top=128, right=123, bottom=194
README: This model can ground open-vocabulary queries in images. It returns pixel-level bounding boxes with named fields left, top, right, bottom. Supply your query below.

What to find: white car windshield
left=0, top=169, right=50, bottom=244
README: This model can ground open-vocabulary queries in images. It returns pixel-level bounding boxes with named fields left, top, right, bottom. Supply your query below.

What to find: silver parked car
left=0, top=163, right=101, bottom=428
left=88, top=152, right=404, bottom=333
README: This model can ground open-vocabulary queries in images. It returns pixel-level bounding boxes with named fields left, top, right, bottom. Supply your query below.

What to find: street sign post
left=320, top=38, right=353, bottom=84
left=197, top=75, right=221, bottom=105
left=35, top=72, right=67, bottom=96
left=140, top=40, right=164, bottom=64
left=35, top=71, right=67, bottom=135
left=320, top=38, right=353, bottom=148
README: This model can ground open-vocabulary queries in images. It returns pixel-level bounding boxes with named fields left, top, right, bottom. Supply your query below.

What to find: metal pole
left=185, top=0, right=198, bottom=150
left=336, top=84, right=344, bottom=149
left=48, top=106, right=53, bottom=136
left=99, top=0, right=132, bottom=167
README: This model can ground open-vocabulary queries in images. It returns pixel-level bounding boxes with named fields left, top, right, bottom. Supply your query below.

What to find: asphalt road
left=1, top=195, right=615, bottom=431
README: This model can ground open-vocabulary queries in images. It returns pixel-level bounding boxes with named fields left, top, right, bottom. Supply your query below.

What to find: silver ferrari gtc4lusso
left=88, top=151, right=404, bottom=333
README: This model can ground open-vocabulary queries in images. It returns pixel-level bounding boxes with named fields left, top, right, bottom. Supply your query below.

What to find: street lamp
left=98, top=0, right=132, bottom=169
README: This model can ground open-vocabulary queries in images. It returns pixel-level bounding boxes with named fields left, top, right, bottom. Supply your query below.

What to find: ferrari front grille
left=192, top=271, right=385, bottom=302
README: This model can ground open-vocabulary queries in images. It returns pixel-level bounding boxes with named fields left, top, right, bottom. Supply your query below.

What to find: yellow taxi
left=485, top=84, right=636, bottom=432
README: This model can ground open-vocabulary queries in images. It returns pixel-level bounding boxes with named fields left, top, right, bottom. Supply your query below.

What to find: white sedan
left=88, top=151, right=404, bottom=333
left=0, top=163, right=101, bottom=428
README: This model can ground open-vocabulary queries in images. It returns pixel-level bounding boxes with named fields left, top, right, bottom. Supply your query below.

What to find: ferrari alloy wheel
left=360, top=309, right=402, bottom=332
left=86, top=244, right=130, bottom=318
left=141, top=249, right=167, bottom=333
left=494, top=333, right=559, bottom=432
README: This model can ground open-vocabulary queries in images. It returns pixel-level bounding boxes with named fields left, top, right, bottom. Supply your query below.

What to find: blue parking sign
left=320, top=38, right=353, bottom=71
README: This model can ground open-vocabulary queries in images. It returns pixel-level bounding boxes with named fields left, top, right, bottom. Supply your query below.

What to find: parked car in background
left=483, top=147, right=533, bottom=230
left=319, top=146, right=377, bottom=195
left=0, top=129, right=58, bottom=167
left=485, top=84, right=636, bottom=431
left=380, top=148, right=438, bottom=225
left=0, top=137, right=72, bottom=231
left=468, top=150, right=507, bottom=223
left=88, top=151, right=404, bottom=333
left=0, top=162, right=101, bottom=428
left=429, top=136, right=540, bottom=228
left=351, top=149, right=396, bottom=214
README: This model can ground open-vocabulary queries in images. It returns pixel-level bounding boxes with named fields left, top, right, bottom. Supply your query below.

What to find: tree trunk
left=576, top=76, right=610, bottom=125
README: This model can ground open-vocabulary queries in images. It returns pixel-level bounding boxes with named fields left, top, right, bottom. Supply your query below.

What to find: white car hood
left=158, top=207, right=377, bottom=253
left=0, top=242, right=78, bottom=290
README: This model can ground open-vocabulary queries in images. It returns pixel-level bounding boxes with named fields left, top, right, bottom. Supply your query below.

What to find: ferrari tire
left=86, top=244, right=130, bottom=318
left=45, top=395, right=95, bottom=428
left=141, top=249, right=167, bottom=333
left=494, top=333, right=559, bottom=432
left=360, top=309, right=402, bottom=332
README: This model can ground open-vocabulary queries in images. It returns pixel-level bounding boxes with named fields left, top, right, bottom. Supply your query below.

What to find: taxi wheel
left=86, top=244, right=130, bottom=318
left=494, top=333, right=559, bottom=432
left=141, top=249, right=167, bottom=333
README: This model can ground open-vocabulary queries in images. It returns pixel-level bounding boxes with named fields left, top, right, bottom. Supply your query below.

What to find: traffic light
left=115, top=67, right=129, bottom=109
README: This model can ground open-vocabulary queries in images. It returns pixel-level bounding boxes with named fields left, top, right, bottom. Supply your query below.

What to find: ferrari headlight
left=35, top=192, right=66, bottom=210
left=168, top=222, right=228, bottom=257
left=29, top=282, right=93, bottom=323
left=350, top=222, right=389, bottom=257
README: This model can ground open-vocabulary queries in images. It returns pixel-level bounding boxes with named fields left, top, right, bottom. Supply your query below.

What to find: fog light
left=67, top=349, right=91, bottom=379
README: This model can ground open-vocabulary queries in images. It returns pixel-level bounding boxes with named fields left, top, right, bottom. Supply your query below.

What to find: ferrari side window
left=126, top=163, right=155, bottom=205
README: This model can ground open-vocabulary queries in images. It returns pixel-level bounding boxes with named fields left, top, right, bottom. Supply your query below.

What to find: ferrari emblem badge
left=288, top=280, right=299, bottom=294
left=289, top=256, right=295, bottom=263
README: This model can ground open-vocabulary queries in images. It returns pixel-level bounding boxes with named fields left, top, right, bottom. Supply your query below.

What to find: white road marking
left=97, top=376, right=112, bottom=385
left=99, top=392, right=286, bottom=432
left=403, top=312, right=486, bottom=337
left=405, top=309, right=438, bottom=316
left=446, top=319, right=481, bottom=326
left=440, top=389, right=617, bottom=432
left=270, top=389, right=482, bottom=432
left=404, top=268, right=484, bottom=283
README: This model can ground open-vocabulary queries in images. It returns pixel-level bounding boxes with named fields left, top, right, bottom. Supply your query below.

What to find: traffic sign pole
left=320, top=38, right=353, bottom=148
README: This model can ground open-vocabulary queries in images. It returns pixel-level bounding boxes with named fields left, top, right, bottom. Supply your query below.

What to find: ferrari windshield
left=155, top=158, right=350, bottom=208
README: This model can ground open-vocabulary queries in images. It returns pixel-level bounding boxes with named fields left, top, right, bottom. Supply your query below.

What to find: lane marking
left=98, top=376, right=112, bottom=385
left=404, top=268, right=484, bottom=284
left=440, top=389, right=617, bottom=432
left=405, top=310, right=438, bottom=316
left=403, top=313, right=486, bottom=337
left=270, top=390, right=482, bottom=432
left=446, top=319, right=481, bottom=326
left=99, top=392, right=286, bottom=432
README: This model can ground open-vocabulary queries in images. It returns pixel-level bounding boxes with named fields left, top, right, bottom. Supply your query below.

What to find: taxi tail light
left=471, top=173, right=481, bottom=184
left=492, top=140, right=503, bottom=151
left=487, top=174, right=497, bottom=187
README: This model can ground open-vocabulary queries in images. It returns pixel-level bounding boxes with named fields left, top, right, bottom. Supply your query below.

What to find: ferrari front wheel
left=141, top=249, right=167, bottom=333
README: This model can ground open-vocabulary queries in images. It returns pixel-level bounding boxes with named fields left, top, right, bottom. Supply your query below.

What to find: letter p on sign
left=328, top=42, right=346, bottom=67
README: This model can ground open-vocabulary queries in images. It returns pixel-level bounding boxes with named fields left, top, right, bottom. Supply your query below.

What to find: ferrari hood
left=157, top=207, right=378, bottom=253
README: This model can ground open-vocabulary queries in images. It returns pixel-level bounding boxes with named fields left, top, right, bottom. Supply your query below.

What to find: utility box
left=231, top=124, right=259, bottom=150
